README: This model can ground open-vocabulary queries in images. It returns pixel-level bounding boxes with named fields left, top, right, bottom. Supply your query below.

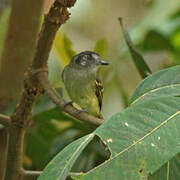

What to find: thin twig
left=23, top=170, right=82, bottom=180
left=0, top=114, right=11, bottom=126
left=32, top=0, right=71, bottom=70
left=23, top=170, right=42, bottom=180
left=37, top=72, right=104, bottom=126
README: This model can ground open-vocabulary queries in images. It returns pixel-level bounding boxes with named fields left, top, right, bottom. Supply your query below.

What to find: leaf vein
left=131, top=84, right=180, bottom=105
left=84, top=110, right=180, bottom=175
left=59, top=133, right=94, bottom=179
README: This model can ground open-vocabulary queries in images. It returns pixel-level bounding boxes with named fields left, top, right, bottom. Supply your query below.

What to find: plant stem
left=5, top=126, right=25, bottom=180
left=0, top=128, right=8, bottom=180
left=4, top=1, right=77, bottom=180
left=0, top=0, right=44, bottom=112
left=0, top=114, right=11, bottom=126
left=5, top=81, right=39, bottom=180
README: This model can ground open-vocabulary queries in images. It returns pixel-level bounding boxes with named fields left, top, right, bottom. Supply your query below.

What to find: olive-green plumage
left=62, top=51, right=109, bottom=118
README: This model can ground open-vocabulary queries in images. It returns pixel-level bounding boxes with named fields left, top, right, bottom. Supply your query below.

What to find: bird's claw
left=76, top=108, right=88, bottom=114
left=62, top=101, right=73, bottom=108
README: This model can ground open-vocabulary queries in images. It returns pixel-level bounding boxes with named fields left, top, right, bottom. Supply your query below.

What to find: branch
left=3, top=0, right=44, bottom=179
left=4, top=1, right=78, bottom=180
left=0, top=0, right=44, bottom=112
left=0, top=128, right=8, bottom=180
left=31, top=0, right=72, bottom=70
left=0, top=114, right=11, bottom=126
left=37, top=72, right=104, bottom=126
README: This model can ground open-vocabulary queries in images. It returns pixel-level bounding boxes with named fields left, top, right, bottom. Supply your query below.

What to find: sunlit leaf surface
left=74, top=97, right=180, bottom=180
left=130, top=65, right=180, bottom=105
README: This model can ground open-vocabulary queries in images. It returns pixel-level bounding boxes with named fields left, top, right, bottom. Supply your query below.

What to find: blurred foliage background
left=0, top=0, right=180, bottom=175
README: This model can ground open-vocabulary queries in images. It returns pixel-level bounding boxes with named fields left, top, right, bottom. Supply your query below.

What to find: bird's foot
left=62, top=101, right=73, bottom=108
left=76, top=108, right=88, bottom=114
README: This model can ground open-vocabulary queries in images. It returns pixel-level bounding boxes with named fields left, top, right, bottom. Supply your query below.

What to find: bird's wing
left=61, top=68, right=65, bottom=83
left=95, top=78, right=104, bottom=110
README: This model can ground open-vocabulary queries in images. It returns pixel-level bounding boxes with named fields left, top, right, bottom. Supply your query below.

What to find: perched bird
left=62, top=51, right=109, bottom=118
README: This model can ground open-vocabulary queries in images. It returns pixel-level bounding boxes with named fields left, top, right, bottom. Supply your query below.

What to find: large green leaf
left=38, top=134, right=95, bottom=180
left=40, top=97, right=180, bottom=180
left=72, top=97, right=180, bottom=180
left=148, top=154, right=180, bottom=180
left=130, top=65, right=180, bottom=105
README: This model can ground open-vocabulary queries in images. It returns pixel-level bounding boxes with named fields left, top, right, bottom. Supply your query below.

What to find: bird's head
left=70, top=51, right=109, bottom=70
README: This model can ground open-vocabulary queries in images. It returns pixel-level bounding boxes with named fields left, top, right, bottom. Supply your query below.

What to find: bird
left=62, top=51, right=109, bottom=119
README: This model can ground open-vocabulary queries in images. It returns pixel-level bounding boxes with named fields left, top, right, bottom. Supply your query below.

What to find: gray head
left=70, top=51, right=109, bottom=69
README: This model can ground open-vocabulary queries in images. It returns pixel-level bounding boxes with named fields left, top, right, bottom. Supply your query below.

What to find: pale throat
left=77, top=66, right=98, bottom=81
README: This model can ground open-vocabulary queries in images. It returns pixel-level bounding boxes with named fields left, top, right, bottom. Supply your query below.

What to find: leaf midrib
left=131, top=84, right=180, bottom=105
left=58, top=133, right=94, bottom=179
left=83, top=110, right=180, bottom=176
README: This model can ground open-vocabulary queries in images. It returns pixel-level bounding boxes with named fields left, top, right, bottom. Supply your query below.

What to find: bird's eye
left=83, top=55, right=89, bottom=60
left=73, top=55, right=79, bottom=63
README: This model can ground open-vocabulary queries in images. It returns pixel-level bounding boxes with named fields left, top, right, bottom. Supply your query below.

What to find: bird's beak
left=100, top=60, right=109, bottom=65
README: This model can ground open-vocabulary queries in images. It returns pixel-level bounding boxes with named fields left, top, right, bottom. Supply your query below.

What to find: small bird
left=62, top=51, right=109, bottom=118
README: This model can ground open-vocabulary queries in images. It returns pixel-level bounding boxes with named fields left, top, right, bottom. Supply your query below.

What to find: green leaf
left=48, top=51, right=63, bottom=88
left=54, top=32, right=76, bottom=67
left=0, top=7, right=11, bottom=59
left=118, top=0, right=180, bottom=62
left=141, top=30, right=175, bottom=51
left=119, top=17, right=152, bottom=79
left=130, top=0, right=180, bottom=44
left=38, top=134, right=95, bottom=180
left=26, top=94, right=94, bottom=169
left=94, top=39, right=108, bottom=59
left=73, top=97, right=180, bottom=180
left=139, top=16, right=180, bottom=61
left=49, top=32, right=76, bottom=87
left=26, top=107, right=70, bottom=169
left=130, top=65, right=180, bottom=105
left=140, top=17, right=180, bottom=51
left=148, top=154, right=180, bottom=180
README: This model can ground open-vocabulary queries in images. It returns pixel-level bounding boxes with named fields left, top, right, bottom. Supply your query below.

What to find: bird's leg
left=76, top=108, right=88, bottom=114
left=62, top=101, right=73, bottom=108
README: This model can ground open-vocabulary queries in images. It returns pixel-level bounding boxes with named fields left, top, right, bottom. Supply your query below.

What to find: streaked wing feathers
left=95, top=78, right=104, bottom=110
